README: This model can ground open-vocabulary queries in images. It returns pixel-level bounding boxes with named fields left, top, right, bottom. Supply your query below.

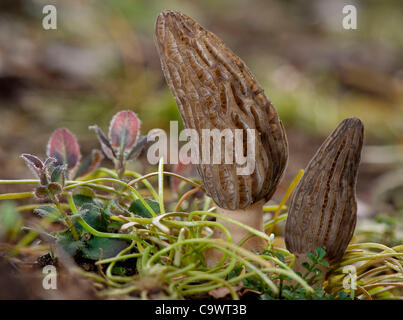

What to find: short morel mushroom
left=285, top=117, right=364, bottom=276
left=154, top=10, right=288, bottom=265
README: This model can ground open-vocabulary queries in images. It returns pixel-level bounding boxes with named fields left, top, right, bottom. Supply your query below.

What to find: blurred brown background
left=0, top=0, right=402, bottom=231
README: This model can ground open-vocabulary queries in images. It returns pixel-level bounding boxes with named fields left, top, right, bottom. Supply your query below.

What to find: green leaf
left=314, top=288, right=325, bottom=296
left=228, top=265, right=243, bottom=280
left=112, top=266, right=128, bottom=276
left=81, top=237, right=128, bottom=260
left=34, top=205, right=63, bottom=221
left=313, top=268, right=322, bottom=275
left=73, top=194, right=103, bottom=208
left=306, top=252, right=316, bottom=262
left=50, top=164, right=67, bottom=184
left=315, top=247, right=327, bottom=260
left=77, top=203, right=107, bottom=232
left=318, top=260, right=329, bottom=267
left=263, top=249, right=285, bottom=263
left=301, top=262, right=310, bottom=270
left=73, top=187, right=96, bottom=199
left=337, top=291, right=351, bottom=300
left=73, top=199, right=122, bottom=235
left=129, top=198, right=160, bottom=218
left=100, top=201, right=122, bottom=232
left=101, top=200, right=114, bottom=219
left=57, top=233, right=85, bottom=257
left=260, top=293, right=276, bottom=300
left=274, top=252, right=285, bottom=263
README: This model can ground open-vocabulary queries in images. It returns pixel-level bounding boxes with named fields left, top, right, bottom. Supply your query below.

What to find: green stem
left=0, top=179, right=39, bottom=184
left=0, top=192, right=34, bottom=200
left=65, top=177, right=157, bottom=217
left=124, top=170, right=159, bottom=201
left=158, top=157, right=165, bottom=214
left=75, top=216, right=138, bottom=242
left=127, top=171, right=203, bottom=191
left=177, top=272, right=239, bottom=299
left=105, top=241, right=137, bottom=283
left=56, top=194, right=79, bottom=241
left=190, top=210, right=272, bottom=243
left=264, top=213, right=288, bottom=229
left=96, top=252, right=142, bottom=265
left=338, top=253, right=403, bottom=268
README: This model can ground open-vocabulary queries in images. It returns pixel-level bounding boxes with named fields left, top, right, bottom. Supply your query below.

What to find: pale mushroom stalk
left=154, top=10, right=288, bottom=267
left=206, top=200, right=267, bottom=266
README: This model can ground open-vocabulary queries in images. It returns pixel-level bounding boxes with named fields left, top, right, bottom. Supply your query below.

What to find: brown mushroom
left=285, top=117, right=364, bottom=276
left=154, top=10, right=288, bottom=266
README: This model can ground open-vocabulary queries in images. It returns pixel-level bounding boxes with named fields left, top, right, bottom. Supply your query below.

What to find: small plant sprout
left=20, top=128, right=105, bottom=240
left=154, top=11, right=288, bottom=266
left=285, top=118, right=364, bottom=281
left=21, top=128, right=104, bottom=199
left=90, top=110, right=147, bottom=178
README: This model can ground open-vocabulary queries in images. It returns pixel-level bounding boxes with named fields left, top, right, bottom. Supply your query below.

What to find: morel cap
left=285, top=117, right=364, bottom=262
left=154, top=10, right=288, bottom=210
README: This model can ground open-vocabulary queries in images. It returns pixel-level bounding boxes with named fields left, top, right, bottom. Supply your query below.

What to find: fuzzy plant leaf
left=56, top=232, right=85, bottom=257
left=74, top=149, right=104, bottom=179
left=34, top=205, right=62, bottom=222
left=50, top=164, right=67, bottom=185
left=21, top=154, right=46, bottom=185
left=126, top=135, right=147, bottom=161
left=43, top=157, right=58, bottom=168
left=75, top=203, right=107, bottom=233
left=81, top=237, right=129, bottom=260
left=108, top=110, right=140, bottom=156
left=47, top=182, right=62, bottom=195
left=73, top=199, right=118, bottom=234
left=129, top=198, right=160, bottom=218
left=73, top=193, right=102, bottom=208
left=47, top=128, right=81, bottom=171
left=89, top=125, right=115, bottom=160
left=34, top=186, right=49, bottom=199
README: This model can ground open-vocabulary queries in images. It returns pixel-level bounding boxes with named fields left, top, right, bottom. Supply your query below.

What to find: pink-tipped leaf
left=21, top=154, right=44, bottom=181
left=74, top=149, right=104, bottom=179
left=108, top=111, right=140, bottom=154
left=47, top=129, right=81, bottom=171
left=89, top=125, right=115, bottom=160
left=126, top=135, right=147, bottom=161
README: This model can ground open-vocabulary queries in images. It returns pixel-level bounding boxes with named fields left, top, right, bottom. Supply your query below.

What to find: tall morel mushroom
left=154, top=10, right=288, bottom=264
left=285, top=117, right=364, bottom=275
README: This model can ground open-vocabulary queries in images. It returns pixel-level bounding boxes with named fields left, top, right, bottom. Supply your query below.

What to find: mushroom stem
left=205, top=199, right=267, bottom=267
